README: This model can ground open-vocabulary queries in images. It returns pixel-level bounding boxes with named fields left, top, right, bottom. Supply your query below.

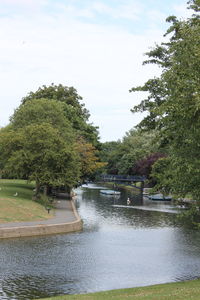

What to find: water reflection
left=1, top=275, right=67, bottom=299
left=0, top=184, right=200, bottom=299
left=78, top=185, right=176, bottom=230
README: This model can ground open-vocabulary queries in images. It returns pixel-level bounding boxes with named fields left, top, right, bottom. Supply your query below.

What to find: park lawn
left=38, top=279, right=200, bottom=300
left=0, top=179, right=54, bottom=223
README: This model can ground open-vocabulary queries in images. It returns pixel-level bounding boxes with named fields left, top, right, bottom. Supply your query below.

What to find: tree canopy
left=130, top=0, right=200, bottom=200
left=100, top=129, right=159, bottom=176
left=0, top=99, right=80, bottom=194
left=0, top=123, right=80, bottom=189
left=10, top=98, right=73, bottom=136
left=0, top=84, right=103, bottom=195
left=20, top=83, right=100, bottom=147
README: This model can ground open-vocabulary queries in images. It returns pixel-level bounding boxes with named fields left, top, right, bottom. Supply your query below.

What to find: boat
left=100, top=189, right=121, bottom=195
left=148, top=193, right=172, bottom=201
left=82, top=184, right=107, bottom=190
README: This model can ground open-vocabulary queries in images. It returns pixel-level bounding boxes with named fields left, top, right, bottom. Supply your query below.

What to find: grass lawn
left=37, top=279, right=200, bottom=300
left=0, top=179, right=54, bottom=223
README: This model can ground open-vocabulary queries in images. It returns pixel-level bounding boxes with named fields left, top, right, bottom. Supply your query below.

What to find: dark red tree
left=132, top=152, right=167, bottom=179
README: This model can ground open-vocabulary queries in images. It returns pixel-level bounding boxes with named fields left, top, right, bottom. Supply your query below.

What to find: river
left=0, top=183, right=200, bottom=299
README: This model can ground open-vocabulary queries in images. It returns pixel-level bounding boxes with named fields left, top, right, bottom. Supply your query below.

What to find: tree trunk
left=43, top=185, right=48, bottom=196
left=35, top=181, right=40, bottom=196
left=66, top=186, right=72, bottom=198
left=140, top=181, right=144, bottom=195
left=32, top=180, right=41, bottom=201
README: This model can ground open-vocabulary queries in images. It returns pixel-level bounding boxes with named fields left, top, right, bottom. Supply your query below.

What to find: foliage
left=22, top=83, right=89, bottom=118
left=99, top=140, right=122, bottom=174
left=0, top=99, right=80, bottom=193
left=100, top=129, right=159, bottom=175
left=117, top=129, right=159, bottom=174
left=10, top=98, right=72, bottom=135
left=133, top=152, right=166, bottom=179
left=151, top=157, right=174, bottom=193
left=0, top=123, right=80, bottom=193
left=1, top=84, right=104, bottom=193
left=20, top=83, right=100, bottom=147
left=130, top=1, right=200, bottom=201
left=177, top=205, right=200, bottom=229
left=76, top=137, right=106, bottom=179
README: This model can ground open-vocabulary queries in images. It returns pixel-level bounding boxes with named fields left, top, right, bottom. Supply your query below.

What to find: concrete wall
left=0, top=200, right=83, bottom=239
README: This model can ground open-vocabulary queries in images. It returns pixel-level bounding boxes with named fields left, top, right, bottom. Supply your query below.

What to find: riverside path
left=0, top=197, right=82, bottom=238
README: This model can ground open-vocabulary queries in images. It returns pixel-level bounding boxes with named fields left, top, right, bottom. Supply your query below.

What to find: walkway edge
left=0, top=199, right=83, bottom=239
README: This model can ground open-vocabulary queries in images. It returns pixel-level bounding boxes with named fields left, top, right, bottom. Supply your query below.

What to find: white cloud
left=0, top=0, right=37, bottom=4
left=0, top=1, right=181, bottom=141
left=0, top=0, right=48, bottom=15
left=91, top=1, right=143, bottom=20
left=147, top=9, right=167, bottom=25
left=56, top=1, right=143, bottom=21
left=54, top=3, right=95, bottom=19
left=173, top=3, right=193, bottom=19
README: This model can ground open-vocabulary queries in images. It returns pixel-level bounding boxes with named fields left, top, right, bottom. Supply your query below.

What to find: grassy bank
left=100, top=181, right=142, bottom=193
left=38, top=279, right=200, bottom=300
left=0, top=179, right=54, bottom=223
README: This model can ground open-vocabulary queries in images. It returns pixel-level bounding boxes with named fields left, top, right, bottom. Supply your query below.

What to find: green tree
left=1, top=95, right=103, bottom=191
left=76, top=137, right=106, bottom=180
left=117, top=129, right=159, bottom=174
left=10, top=98, right=73, bottom=135
left=0, top=123, right=80, bottom=196
left=100, top=129, right=158, bottom=175
left=99, top=140, right=122, bottom=174
left=130, top=0, right=200, bottom=201
left=20, top=83, right=100, bottom=147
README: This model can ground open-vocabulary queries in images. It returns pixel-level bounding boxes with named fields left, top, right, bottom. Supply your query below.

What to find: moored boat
left=148, top=193, right=172, bottom=201
left=100, top=190, right=121, bottom=195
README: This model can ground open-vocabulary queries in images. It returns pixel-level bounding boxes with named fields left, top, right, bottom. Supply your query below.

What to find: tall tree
left=0, top=123, right=80, bottom=195
left=1, top=95, right=103, bottom=192
left=98, top=140, right=122, bottom=175
left=20, top=83, right=100, bottom=147
left=100, top=129, right=159, bottom=175
left=117, top=129, right=159, bottom=175
left=10, top=98, right=73, bottom=136
left=76, top=137, right=106, bottom=179
left=130, top=0, right=200, bottom=200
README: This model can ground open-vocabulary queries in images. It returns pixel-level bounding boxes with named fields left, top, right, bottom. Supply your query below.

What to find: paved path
left=0, top=198, right=77, bottom=229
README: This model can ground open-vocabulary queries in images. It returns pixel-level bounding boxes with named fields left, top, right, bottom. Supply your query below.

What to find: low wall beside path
left=0, top=199, right=83, bottom=239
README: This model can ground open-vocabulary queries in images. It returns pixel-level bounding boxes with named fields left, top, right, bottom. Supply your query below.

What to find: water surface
left=0, top=184, right=200, bottom=299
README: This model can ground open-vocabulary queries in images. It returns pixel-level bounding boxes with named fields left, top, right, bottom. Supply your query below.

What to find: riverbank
left=0, top=179, right=82, bottom=239
left=98, top=181, right=142, bottom=193
left=38, top=279, right=200, bottom=300
left=0, top=179, right=54, bottom=223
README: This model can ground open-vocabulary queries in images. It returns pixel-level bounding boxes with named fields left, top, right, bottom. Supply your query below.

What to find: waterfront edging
left=0, top=199, right=83, bottom=239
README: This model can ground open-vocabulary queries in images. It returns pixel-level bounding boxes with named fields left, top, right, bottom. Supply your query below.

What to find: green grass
left=0, top=179, right=54, bottom=223
left=102, top=182, right=141, bottom=194
left=37, top=279, right=200, bottom=300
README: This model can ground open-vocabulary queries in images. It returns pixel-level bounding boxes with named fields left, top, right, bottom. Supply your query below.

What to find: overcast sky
left=0, top=0, right=191, bottom=142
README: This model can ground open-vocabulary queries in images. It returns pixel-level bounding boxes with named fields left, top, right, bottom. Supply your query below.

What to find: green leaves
left=0, top=83, right=103, bottom=191
left=130, top=1, right=200, bottom=206
left=0, top=123, right=80, bottom=189
left=20, top=83, right=100, bottom=146
left=100, top=129, right=159, bottom=176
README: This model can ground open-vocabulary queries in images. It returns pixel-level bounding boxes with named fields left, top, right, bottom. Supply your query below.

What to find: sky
left=0, top=0, right=191, bottom=142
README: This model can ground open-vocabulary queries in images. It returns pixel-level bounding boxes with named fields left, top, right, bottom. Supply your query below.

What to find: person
left=127, top=198, right=131, bottom=205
